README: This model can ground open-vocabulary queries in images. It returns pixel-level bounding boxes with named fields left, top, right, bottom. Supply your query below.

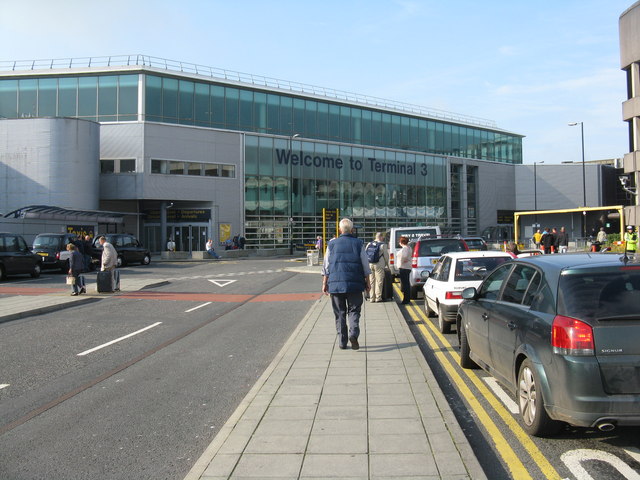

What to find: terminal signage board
left=497, top=210, right=514, bottom=224
left=145, top=209, right=211, bottom=223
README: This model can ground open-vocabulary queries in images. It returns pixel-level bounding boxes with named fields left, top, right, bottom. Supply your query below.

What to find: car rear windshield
left=454, top=257, right=510, bottom=281
left=33, top=235, right=62, bottom=249
left=417, top=239, right=466, bottom=257
left=394, top=228, right=439, bottom=248
left=557, top=268, right=640, bottom=321
left=465, top=239, right=485, bottom=248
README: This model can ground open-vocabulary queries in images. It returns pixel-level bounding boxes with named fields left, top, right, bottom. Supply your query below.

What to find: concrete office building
left=620, top=2, right=640, bottom=226
left=0, top=55, right=527, bottom=251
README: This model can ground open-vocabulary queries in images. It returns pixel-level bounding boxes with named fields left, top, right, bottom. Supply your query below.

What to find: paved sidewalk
left=185, top=294, right=486, bottom=479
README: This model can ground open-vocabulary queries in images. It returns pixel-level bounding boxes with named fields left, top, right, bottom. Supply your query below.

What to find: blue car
left=457, top=253, right=640, bottom=436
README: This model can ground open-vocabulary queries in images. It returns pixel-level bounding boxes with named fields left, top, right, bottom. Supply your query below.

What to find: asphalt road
left=405, top=289, right=640, bottom=480
left=0, top=259, right=321, bottom=480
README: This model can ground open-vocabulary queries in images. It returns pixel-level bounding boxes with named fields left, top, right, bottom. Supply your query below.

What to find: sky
left=0, top=0, right=634, bottom=164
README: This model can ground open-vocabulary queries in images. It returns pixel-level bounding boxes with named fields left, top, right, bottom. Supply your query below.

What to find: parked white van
left=385, top=226, right=441, bottom=276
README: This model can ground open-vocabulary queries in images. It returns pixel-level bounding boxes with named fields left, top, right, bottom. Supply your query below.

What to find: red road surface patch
left=118, top=291, right=322, bottom=303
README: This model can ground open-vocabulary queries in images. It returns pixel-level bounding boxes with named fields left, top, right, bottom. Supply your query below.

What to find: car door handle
left=507, top=321, right=516, bottom=330
left=482, top=313, right=489, bottom=321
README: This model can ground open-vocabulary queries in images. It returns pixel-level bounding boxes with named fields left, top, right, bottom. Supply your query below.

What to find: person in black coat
left=67, top=243, right=86, bottom=295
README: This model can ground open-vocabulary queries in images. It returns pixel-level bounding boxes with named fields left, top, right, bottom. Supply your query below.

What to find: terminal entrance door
left=170, top=225, right=207, bottom=253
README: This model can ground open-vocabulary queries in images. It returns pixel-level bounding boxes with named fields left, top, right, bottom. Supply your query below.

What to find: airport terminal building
left=0, top=55, right=526, bottom=251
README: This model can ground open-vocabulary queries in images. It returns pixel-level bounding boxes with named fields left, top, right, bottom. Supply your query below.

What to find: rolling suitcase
left=382, top=268, right=394, bottom=301
left=97, top=270, right=114, bottom=293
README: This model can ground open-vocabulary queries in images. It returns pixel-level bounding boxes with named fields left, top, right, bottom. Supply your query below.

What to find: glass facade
left=245, top=134, right=450, bottom=248
left=0, top=74, right=138, bottom=121
left=142, top=74, right=522, bottom=164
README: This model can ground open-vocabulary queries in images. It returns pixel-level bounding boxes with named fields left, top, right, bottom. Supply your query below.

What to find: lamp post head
left=568, top=122, right=582, bottom=127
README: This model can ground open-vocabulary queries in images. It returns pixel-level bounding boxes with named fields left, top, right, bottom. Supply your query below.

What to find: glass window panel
left=98, top=75, right=118, bottom=121
left=194, top=82, right=210, bottom=126
left=225, top=87, right=239, bottom=129
left=351, top=108, right=361, bottom=144
left=409, top=117, right=419, bottom=150
left=119, top=159, right=136, bottom=173
left=258, top=136, right=274, bottom=175
left=18, top=78, right=37, bottom=117
left=0, top=79, right=18, bottom=118
left=400, top=116, right=410, bottom=147
left=339, top=106, right=350, bottom=141
left=254, top=92, right=266, bottom=133
left=239, top=89, right=253, bottom=129
left=266, top=94, right=279, bottom=134
left=162, top=77, right=178, bottom=121
left=211, top=85, right=225, bottom=127
left=145, top=75, right=162, bottom=121
left=169, top=161, right=184, bottom=174
left=304, top=100, right=316, bottom=137
left=245, top=135, right=259, bottom=175
left=259, top=176, right=273, bottom=214
left=78, top=77, right=97, bottom=118
left=245, top=176, right=259, bottom=213
left=302, top=179, right=315, bottom=214
left=443, top=123, right=452, bottom=155
left=222, top=165, right=235, bottom=177
left=273, top=137, right=289, bottom=177
left=100, top=160, right=115, bottom=174
left=293, top=98, right=305, bottom=135
left=204, top=164, right=220, bottom=176
left=178, top=80, right=194, bottom=124
left=38, top=78, right=57, bottom=116
left=371, top=111, right=382, bottom=146
left=187, top=162, right=201, bottom=175
left=328, top=104, right=340, bottom=140
left=118, top=74, right=138, bottom=119
left=381, top=113, right=391, bottom=145
left=419, top=119, right=428, bottom=151
left=317, top=102, right=328, bottom=140
left=391, top=115, right=401, bottom=148
left=273, top=176, right=288, bottom=215
left=151, top=159, right=165, bottom=174
left=280, top=96, right=292, bottom=134
left=361, top=110, right=371, bottom=144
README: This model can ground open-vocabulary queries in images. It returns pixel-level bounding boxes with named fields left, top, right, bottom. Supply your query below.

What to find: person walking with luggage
left=398, top=236, right=412, bottom=304
left=321, top=218, right=371, bottom=350
left=365, top=232, right=387, bottom=303
left=67, top=243, right=85, bottom=296
left=99, top=236, right=120, bottom=291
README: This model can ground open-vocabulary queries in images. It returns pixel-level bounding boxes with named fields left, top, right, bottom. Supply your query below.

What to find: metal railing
left=0, top=54, right=498, bottom=129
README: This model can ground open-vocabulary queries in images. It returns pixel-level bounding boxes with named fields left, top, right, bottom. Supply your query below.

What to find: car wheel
left=437, top=305, right=451, bottom=333
left=31, top=263, right=41, bottom=278
left=424, top=297, right=435, bottom=317
left=0, top=264, right=5, bottom=281
left=116, top=256, right=124, bottom=268
left=142, top=254, right=151, bottom=265
left=459, top=322, right=478, bottom=369
left=517, top=359, right=561, bottom=436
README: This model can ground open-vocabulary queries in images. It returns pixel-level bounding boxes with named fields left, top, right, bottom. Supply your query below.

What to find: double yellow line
left=395, top=286, right=561, bottom=480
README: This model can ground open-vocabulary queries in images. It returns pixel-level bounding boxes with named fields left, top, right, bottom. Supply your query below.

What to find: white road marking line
left=185, top=302, right=212, bottom=313
left=208, top=279, right=237, bottom=287
left=0, top=384, right=9, bottom=390
left=77, top=322, right=162, bottom=356
left=561, top=449, right=640, bottom=480
left=624, top=447, right=640, bottom=464
left=483, top=377, right=519, bottom=414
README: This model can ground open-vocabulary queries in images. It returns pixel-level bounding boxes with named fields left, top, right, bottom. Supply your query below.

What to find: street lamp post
left=568, top=122, right=586, bottom=240
left=533, top=161, right=544, bottom=227
left=288, top=133, right=300, bottom=255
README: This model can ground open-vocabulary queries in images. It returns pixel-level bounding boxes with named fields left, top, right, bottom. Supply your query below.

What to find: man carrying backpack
left=365, top=232, right=388, bottom=303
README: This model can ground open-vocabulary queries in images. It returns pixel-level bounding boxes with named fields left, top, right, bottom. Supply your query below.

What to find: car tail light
left=56, top=252, right=60, bottom=260
left=445, top=291, right=463, bottom=300
left=412, top=243, right=419, bottom=268
left=551, top=315, right=594, bottom=356
left=390, top=252, right=394, bottom=266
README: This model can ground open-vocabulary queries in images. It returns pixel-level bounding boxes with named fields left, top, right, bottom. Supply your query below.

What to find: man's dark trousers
left=330, top=291, right=363, bottom=347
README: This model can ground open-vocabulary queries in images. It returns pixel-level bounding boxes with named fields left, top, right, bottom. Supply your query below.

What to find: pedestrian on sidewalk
left=99, top=236, right=120, bottom=291
left=365, top=232, right=387, bottom=303
left=322, top=218, right=371, bottom=350
left=398, top=235, right=412, bottom=304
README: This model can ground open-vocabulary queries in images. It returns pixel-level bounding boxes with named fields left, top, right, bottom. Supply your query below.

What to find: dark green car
left=457, top=253, right=640, bottom=436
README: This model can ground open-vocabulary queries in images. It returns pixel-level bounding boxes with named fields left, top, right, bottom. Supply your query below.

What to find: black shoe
left=349, top=336, right=359, bottom=350
left=80, top=288, right=86, bottom=294
left=338, top=344, right=348, bottom=350
left=71, top=292, right=78, bottom=296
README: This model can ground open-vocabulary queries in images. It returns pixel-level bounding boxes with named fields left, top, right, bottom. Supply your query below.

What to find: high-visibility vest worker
left=625, top=226, right=638, bottom=252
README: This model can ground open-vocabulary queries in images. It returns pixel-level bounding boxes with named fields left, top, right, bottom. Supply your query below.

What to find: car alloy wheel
left=116, top=256, right=123, bottom=268
left=437, top=306, right=451, bottom=334
left=424, top=297, right=434, bottom=317
left=517, top=359, right=561, bottom=436
left=142, top=254, right=151, bottom=265
left=458, top=322, right=477, bottom=369
left=31, top=263, right=41, bottom=278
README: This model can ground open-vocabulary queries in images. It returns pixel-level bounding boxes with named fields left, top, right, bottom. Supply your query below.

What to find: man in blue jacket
left=322, top=218, right=371, bottom=350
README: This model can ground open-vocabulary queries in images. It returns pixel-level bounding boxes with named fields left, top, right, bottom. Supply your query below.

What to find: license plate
left=37, top=252, right=48, bottom=257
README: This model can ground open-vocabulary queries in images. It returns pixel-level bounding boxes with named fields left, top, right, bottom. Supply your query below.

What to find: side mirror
left=462, top=287, right=478, bottom=300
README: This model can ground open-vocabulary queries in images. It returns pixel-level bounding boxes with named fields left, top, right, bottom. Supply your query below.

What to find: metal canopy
left=1, top=205, right=136, bottom=224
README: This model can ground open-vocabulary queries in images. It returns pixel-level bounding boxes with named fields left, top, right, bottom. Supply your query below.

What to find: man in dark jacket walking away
left=322, top=218, right=371, bottom=350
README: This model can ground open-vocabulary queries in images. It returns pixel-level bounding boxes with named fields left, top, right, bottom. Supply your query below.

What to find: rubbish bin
left=307, top=249, right=319, bottom=266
